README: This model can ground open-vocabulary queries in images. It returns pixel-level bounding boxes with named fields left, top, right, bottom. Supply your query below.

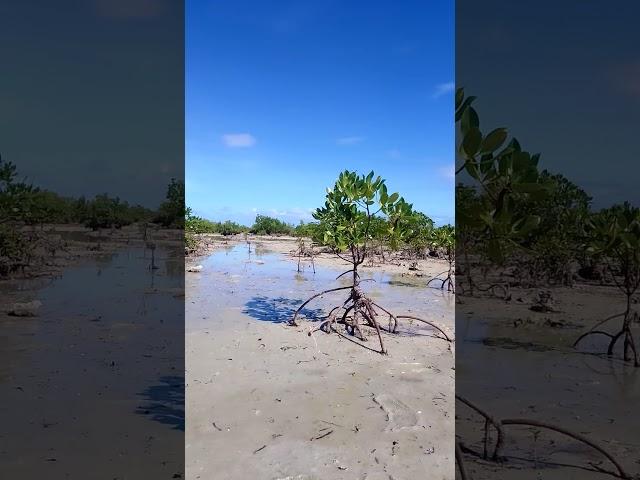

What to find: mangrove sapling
left=574, top=204, right=640, bottom=366
left=289, top=170, right=452, bottom=354
left=426, top=225, right=456, bottom=292
left=295, top=237, right=316, bottom=273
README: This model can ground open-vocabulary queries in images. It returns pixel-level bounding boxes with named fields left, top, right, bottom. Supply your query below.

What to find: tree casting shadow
left=243, top=295, right=325, bottom=323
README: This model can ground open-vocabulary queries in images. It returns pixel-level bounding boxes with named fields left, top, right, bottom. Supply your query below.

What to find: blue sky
left=457, top=1, right=640, bottom=210
left=186, top=0, right=454, bottom=226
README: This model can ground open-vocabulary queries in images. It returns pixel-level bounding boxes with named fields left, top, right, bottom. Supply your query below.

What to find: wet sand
left=456, top=283, right=640, bottom=478
left=186, top=241, right=455, bottom=479
left=0, top=226, right=184, bottom=479
left=188, top=233, right=449, bottom=279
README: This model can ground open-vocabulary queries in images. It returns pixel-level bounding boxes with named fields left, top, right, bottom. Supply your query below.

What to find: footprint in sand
left=373, top=393, right=419, bottom=431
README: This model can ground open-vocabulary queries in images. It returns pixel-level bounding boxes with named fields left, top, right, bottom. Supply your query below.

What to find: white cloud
left=432, top=82, right=455, bottom=98
left=336, top=136, right=365, bottom=145
left=221, top=133, right=256, bottom=148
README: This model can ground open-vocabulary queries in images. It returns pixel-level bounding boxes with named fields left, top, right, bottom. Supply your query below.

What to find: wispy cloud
left=432, top=82, right=455, bottom=99
left=336, top=136, right=365, bottom=146
left=221, top=133, right=256, bottom=148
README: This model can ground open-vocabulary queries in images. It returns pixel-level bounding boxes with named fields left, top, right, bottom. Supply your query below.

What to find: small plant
left=295, top=237, right=315, bottom=273
left=251, top=214, right=293, bottom=236
left=290, top=170, right=451, bottom=354
left=427, top=225, right=455, bottom=292
left=574, top=203, right=640, bottom=366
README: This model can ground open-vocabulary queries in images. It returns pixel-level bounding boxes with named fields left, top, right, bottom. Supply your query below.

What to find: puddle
left=0, top=245, right=184, bottom=475
left=186, top=244, right=454, bottom=333
left=457, top=305, right=640, bottom=478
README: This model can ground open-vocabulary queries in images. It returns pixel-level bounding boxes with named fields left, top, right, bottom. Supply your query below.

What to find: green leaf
left=455, top=87, right=464, bottom=110
left=462, top=127, right=482, bottom=158
left=480, top=128, right=507, bottom=154
left=388, top=192, right=399, bottom=204
left=455, top=95, right=477, bottom=122
left=460, top=106, right=480, bottom=132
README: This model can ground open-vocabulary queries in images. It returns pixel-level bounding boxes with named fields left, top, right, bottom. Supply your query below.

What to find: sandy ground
left=186, top=237, right=455, bottom=480
left=1, top=225, right=185, bottom=479
left=456, top=282, right=640, bottom=479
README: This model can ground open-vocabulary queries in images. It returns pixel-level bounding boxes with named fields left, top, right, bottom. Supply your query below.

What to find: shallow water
left=457, top=302, right=640, bottom=478
left=186, top=244, right=454, bottom=334
left=0, top=245, right=184, bottom=477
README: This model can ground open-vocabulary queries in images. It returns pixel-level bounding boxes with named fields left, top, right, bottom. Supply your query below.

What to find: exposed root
left=455, top=442, right=469, bottom=480
left=291, top=281, right=452, bottom=354
left=427, top=269, right=455, bottom=293
left=289, top=286, right=352, bottom=327
left=455, top=395, right=631, bottom=479
left=457, top=279, right=510, bottom=300
left=395, top=315, right=452, bottom=342
left=574, top=310, right=640, bottom=367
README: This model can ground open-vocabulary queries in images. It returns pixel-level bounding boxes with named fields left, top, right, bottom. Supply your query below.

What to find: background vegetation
left=0, top=155, right=185, bottom=276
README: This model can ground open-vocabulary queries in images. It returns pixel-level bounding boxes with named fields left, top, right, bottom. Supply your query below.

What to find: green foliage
left=0, top=153, right=171, bottom=276
left=154, top=179, right=185, bottom=228
left=293, top=221, right=323, bottom=242
left=84, top=194, right=152, bottom=230
left=587, top=202, right=640, bottom=294
left=456, top=87, right=549, bottom=264
left=250, top=214, right=293, bottom=236
left=432, top=224, right=455, bottom=257
left=185, top=209, right=248, bottom=236
left=313, top=170, right=414, bottom=264
left=405, top=211, right=436, bottom=254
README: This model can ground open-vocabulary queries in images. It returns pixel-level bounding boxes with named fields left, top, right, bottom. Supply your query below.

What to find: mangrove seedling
left=289, top=170, right=451, bottom=354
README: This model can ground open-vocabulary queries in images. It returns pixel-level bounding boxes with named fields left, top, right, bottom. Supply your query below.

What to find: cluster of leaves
left=185, top=209, right=248, bottom=236
left=313, top=170, right=415, bottom=265
left=0, top=154, right=182, bottom=275
left=153, top=179, right=186, bottom=228
left=82, top=194, right=154, bottom=230
left=587, top=203, right=640, bottom=295
left=250, top=214, right=294, bottom=236
left=456, top=88, right=550, bottom=265
left=456, top=88, right=640, bottom=295
left=404, top=212, right=436, bottom=255
left=432, top=224, right=455, bottom=259
left=293, top=221, right=324, bottom=243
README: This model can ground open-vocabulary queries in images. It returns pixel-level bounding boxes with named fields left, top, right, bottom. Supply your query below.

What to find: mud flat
left=186, top=243, right=455, bottom=479
left=188, top=233, right=449, bottom=279
left=0, top=226, right=184, bottom=478
left=456, top=283, right=640, bottom=479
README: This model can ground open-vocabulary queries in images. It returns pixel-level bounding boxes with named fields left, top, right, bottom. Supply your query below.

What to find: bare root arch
left=290, top=272, right=453, bottom=354
left=455, top=395, right=631, bottom=479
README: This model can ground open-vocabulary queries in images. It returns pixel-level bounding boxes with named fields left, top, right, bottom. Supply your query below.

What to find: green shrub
left=250, top=214, right=293, bottom=235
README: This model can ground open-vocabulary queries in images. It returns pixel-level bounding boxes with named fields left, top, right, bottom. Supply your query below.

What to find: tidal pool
left=0, top=244, right=184, bottom=478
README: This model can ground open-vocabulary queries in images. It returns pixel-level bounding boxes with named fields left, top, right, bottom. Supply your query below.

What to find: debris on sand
left=373, top=393, right=419, bottom=432
left=8, top=300, right=42, bottom=317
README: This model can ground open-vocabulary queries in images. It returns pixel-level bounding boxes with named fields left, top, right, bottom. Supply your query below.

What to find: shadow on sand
left=243, top=295, right=325, bottom=323
left=136, top=375, right=185, bottom=431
